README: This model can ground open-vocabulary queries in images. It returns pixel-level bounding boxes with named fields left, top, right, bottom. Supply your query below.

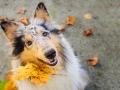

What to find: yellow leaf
left=12, top=63, right=62, bottom=86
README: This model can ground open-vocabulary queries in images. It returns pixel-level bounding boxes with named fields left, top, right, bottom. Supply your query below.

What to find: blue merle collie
left=1, top=2, right=89, bottom=90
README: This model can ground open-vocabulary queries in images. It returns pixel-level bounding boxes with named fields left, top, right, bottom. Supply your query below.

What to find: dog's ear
left=1, top=21, right=19, bottom=41
left=34, top=2, right=50, bottom=21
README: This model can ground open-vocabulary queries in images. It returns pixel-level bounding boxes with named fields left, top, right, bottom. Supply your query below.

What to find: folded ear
left=34, top=2, right=50, bottom=21
left=1, top=21, right=19, bottom=41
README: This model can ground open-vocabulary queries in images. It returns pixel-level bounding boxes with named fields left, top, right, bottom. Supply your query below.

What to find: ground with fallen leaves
left=0, top=0, right=120, bottom=90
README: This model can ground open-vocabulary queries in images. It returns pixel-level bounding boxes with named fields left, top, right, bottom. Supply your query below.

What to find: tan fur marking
left=35, top=9, right=50, bottom=21
left=26, top=35, right=32, bottom=41
left=37, top=29, right=42, bottom=34
left=20, top=45, right=48, bottom=65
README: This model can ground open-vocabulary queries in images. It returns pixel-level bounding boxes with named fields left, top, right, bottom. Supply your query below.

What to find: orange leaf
left=66, top=16, right=75, bottom=25
left=89, top=57, right=98, bottom=66
left=4, top=81, right=17, bottom=90
left=18, top=16, right=29, bottom=25
left=6, top=71, right=13, bottom=81
left=84, top=29, right=94, bottom=36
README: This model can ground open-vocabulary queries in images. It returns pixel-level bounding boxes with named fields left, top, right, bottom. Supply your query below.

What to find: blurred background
left=0, top=0, right=120, bottom=90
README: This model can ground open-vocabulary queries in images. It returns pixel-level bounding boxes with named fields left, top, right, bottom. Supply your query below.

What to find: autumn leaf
left=66, top=16, right=75, bottom=25
left=4, top=81, right=17, bottom=90
left=12, top=63, right=62, bottom=86
left=89, top=57, right=98, bottom=66
left=18, top=16, right=29, bottom=25
left=84, top=29, right=94, bottom=36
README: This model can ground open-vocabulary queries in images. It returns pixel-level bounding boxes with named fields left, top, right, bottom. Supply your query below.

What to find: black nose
left=45, top=49, right=56, bottom=59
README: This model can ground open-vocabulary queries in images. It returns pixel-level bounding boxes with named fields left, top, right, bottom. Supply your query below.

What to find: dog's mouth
left=37, top=57, right=58, bottom=66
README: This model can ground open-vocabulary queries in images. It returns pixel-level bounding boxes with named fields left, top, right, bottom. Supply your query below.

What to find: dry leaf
left=84, top=14, right=92, bottom=19
left=0, top=16, right=8, bottom=22
left=17, top=8, right=26, bottom=14
left=6, top=71, right=13, bottom=81
left=18, top=16, right=29, bottom=25
left=66, top=16, right=75, bottom=25
left=12, top=63, right=62, bottom=86
left=89, top=57, right=98, bottom=66
left=84, top=29, right=94, bottom=36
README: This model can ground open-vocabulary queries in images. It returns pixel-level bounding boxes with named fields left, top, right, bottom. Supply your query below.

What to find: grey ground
left=0, top=0, right=120, bottom=90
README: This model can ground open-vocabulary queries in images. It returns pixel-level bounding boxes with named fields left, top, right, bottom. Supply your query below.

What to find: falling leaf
left=18, top=16, right=29, bottom=25
left=12, top=63, right=62, bottom=86
left=66, top=16, right=75, bottom=25
left=84, top=29, right=94, bottom=36
left=84, top=14, right=92, bottom=19
left=17, top=8, right=26, bottom=14
left=89, top=57, right=98, bottom=66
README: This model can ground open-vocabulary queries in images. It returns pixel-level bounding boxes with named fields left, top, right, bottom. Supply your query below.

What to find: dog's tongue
left=49, top=58, right=58, bottom=66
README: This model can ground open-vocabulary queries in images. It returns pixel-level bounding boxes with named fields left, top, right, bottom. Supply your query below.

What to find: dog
left=1, top=2, right=89, bottom=90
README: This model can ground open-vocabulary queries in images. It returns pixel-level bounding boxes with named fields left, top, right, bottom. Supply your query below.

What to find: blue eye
left=42, top=32, right=49, bottom=37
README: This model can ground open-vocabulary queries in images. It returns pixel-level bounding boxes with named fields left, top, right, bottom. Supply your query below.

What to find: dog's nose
left=45, top=49, right=56, bottom=59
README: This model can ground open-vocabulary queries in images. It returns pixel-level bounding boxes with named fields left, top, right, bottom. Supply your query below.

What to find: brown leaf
left=89, top=57, right=98, bottom=66
left=84, top=29, right=94, bottom=36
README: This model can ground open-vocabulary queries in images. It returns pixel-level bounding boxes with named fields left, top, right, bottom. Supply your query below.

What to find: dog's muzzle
left=44, top=49, right=58, bottom=66
left=38, top=49, right=58, bottom=66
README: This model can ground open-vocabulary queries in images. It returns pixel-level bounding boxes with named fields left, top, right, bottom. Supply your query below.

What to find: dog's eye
left=27, top=41, right=32, bottom=46
left=42, top=32, right=49, bottom=37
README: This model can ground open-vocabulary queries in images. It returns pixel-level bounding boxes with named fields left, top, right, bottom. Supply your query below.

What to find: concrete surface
left=0, top=0, right=120, bottom=90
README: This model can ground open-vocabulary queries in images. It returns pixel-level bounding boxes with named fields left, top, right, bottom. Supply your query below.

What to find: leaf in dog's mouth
left=11, top=63, right=63, bottom=86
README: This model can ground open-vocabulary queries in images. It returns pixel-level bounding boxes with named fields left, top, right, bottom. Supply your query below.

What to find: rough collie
left=1, top=2, right=89, bottom=90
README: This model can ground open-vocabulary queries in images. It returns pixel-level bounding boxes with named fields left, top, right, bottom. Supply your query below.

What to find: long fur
left=11, top=19, right=89, bottom=89
left=12, top=34, right=89, bottom=90
left=1, top=3, right=89, bottom=90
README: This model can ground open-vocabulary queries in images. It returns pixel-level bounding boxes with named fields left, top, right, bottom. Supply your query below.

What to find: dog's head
left=1, top=2, right=63, bottom=66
